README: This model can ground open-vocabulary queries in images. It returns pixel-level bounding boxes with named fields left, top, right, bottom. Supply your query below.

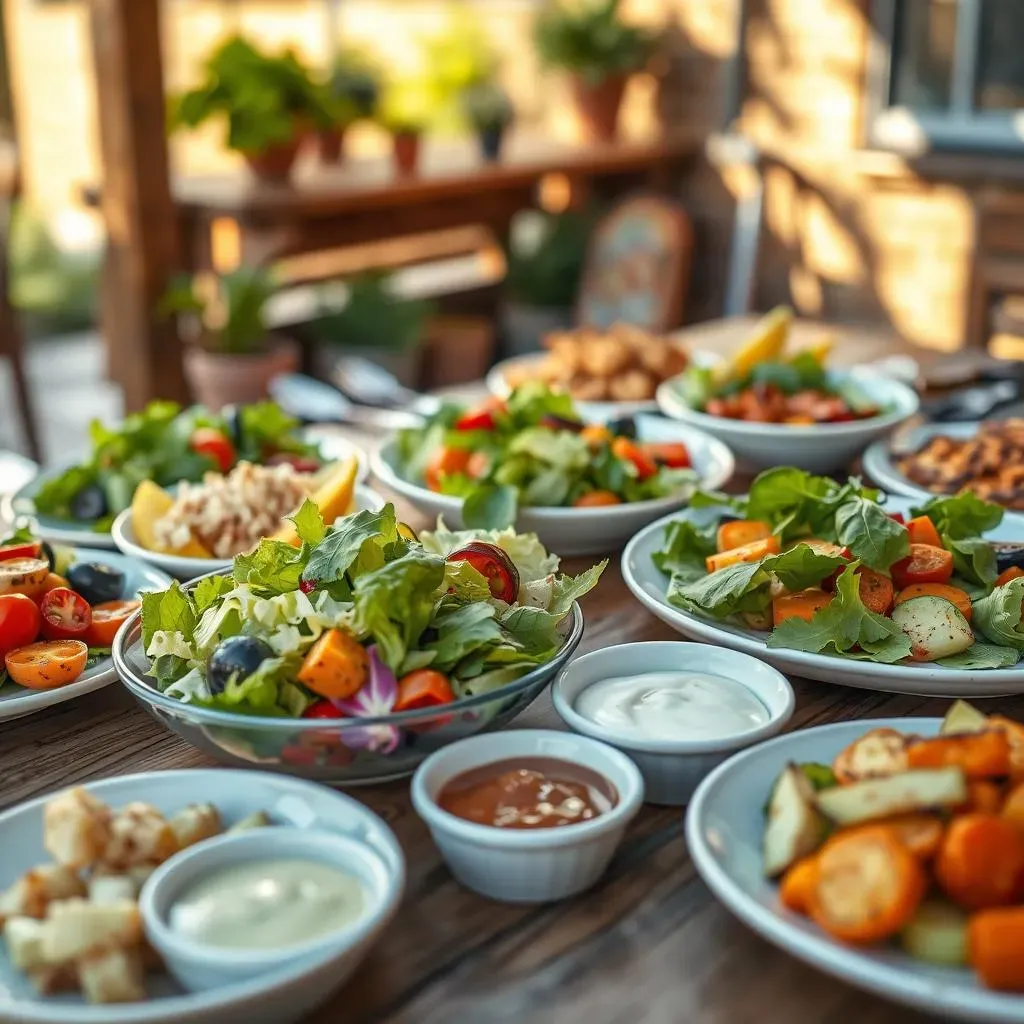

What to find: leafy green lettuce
left=974, top=578, right=1024, bottom=651
left=914, top=492, right=1005, bottom=590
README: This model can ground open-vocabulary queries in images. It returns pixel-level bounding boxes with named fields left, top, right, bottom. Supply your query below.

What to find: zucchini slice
left=816, top=767, right=967, bottom=826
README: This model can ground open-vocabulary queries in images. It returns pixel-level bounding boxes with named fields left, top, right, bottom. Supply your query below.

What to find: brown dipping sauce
left=438, top=757, right=618, bottom=830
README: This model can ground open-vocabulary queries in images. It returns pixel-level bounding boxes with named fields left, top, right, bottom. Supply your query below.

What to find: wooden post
left=89, top=0, right=187, bottom=409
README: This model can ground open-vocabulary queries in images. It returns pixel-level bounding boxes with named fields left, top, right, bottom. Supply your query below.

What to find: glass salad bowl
left=112, top=599, right=584, bottom=786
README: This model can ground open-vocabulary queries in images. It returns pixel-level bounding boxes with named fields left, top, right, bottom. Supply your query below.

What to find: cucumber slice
left=901, top=900, right=968, bottom=966
left=891, top=596, right=974, bottom=662
left=816, top=767, right=967, bottom=826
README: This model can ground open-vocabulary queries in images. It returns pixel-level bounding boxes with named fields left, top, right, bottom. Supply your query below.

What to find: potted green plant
left=461, top=82, right=514, bottom=162
left=533, top=0, right=658, bottom=141
left=501, top=208, right=594, bottom=356
left=318, top=46, right=382, bottom=164
left=160, top=266, right=299, bottom=410
left=376, top=83, right=433, bottom=177
left=169, top=35, right=331, bottom=183
left=311, top=272, right=433, bottom=387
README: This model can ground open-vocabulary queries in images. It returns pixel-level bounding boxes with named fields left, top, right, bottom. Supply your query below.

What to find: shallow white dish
left=0, top=768, right=403, bottom=1024
left=110, top=484, right=386, bottom=580
left=10, top=430, right=368, bottom=550
left=370, top=416, right=735, bottom=557
left=621, top=496, right=1024, bottom=697
left=486, top=353, right=660, bottom=422
left=552, top=642, right=794, bottom=805
left=686, top=716, right=1024, bottom=1022
left=411, top=729, right=644, bottom=903
left=0, top=549, right=172, bottom=723
left=656, top=369, right=920, bottom=474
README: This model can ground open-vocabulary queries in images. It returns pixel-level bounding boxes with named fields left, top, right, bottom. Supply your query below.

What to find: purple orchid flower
left=329, top=645, right=400, bottom=754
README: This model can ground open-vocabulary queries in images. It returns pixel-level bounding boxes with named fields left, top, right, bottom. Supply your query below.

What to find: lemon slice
left=716, top=306, right=793, bottom=383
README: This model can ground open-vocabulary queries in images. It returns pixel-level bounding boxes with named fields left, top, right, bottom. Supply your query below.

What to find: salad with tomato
left=0, top=527, right=141, bottom=692
left=139, top=500, right=605, bottom=745
left=654, top=467, right=1024, bottom=669
left=32, top=400, right=323, bottom=530
left=394, top=384, right=697, bottom=530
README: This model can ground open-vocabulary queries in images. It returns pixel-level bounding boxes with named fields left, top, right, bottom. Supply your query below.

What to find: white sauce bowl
left=552, top=642, right=795, bottom=806
left=411, top=729, right=644, bottom=903
left=139, top=827, right=403, bottom=993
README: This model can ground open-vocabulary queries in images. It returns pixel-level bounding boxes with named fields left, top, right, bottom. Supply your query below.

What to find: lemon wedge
left=716, top=306, right=793, bottom=383
left=271, top=456, right=358, bottom=547
left=130, top=480, right=211, bottom=557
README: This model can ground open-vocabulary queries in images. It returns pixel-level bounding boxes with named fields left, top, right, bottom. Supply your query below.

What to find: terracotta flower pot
left=571, top=74, right=627, bottom=142
left=316, top=125, right=348, bottom=164
left=183, top=337, right=301, bottom=411
left=392, top=131, right=421, bottom=177
left=242, top=136, right=305, bottom=184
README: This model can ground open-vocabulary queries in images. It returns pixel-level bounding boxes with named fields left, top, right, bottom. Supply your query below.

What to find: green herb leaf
left=302, top=504, right=401, bottom=585
left=289, top=498, right=327, bottom=547
left=936, top=643, right=1020, bottom=670
left=835, top=496, right=911, bottom=572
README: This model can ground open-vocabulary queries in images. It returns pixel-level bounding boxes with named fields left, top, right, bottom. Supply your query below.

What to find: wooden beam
left=88, top=0, right=186, bottom=409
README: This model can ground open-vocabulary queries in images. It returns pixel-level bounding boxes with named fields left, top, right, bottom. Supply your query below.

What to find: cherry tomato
left=612, top=437, right=657, bottom=481
left=190, top=428, right=237, bottom=473
left=574, top=490, right=622, bottom=507
left=891, top=543, right=955, bottom=589
left=394, top=670, right=454, bottom=712
left=0, top=540, right=42, bottom=562
left=265, top=452, right=322, bottom=473
left=424, top=447, right=472, bottom=492
left=86, top=599, right=140, bottom=647
left=0, top=557, right=51, bottom=600
left=36, top=573, right=70, bottom=603
left=886, top=512, right=906, bottom=525
left=5, top=639, right=89, bottom=690
left=454, top=399, right=504, bottom=432
left=446, top=542, right=520, bottom=603
left=641, top=442, right=692, bottom=469
left=304, top=699, right=344, bottom=720
left=38, top=588, right=92, bottom=642
left=0, top=593, right=42, bottom=658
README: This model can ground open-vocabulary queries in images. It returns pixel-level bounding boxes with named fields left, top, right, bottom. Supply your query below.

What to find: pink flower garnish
left=329, top=645, right=399, bottom=754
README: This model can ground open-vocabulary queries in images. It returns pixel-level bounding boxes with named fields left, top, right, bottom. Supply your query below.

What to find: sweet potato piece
left=906, top=731, right=1011, bottom=779
left=705, top=536, right=781, bottom=574
left=936, top=814, right=1024, bottom=910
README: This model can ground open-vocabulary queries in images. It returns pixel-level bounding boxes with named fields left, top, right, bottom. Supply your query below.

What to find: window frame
left=866, top=0, right=1024, bottom=155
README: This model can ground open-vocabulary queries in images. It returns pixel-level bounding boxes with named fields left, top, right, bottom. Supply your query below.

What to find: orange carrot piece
left=808, top=826, right=925, bottom=944
left=779, top=856, right=819, bottom=915
left=705, top=535, right=781, bottom=574
left=894, top=582, right=973, bottom=622
left=858, top=567, right=895, bottom=615
left=716, top=520, right=772, bottom=554
left=969, top=908, right=1024, bottom=991
left=296, top=628, right=369, bottom=700
left=1001, top=782, right=1024, bottom=835
left=772, top=589, right=833, bottom=627
left=996, top=567, right=1024, bottom=588
left=935, top=814, right=1024, bottom=910
left=906, top=515, right=943, bottom=549
left=963, top=780, right=1006, bottom=816
left=988, top=716, right=1024, bottom=781
left=906, top=731, right=1011, bottom=779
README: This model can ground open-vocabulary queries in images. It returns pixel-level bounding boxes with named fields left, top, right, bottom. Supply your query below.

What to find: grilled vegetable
left=936, top=813, right=1024, bottom=909
left=901, top=900, right=969, bottom=966
left=832, top=727, right=909, bottom=784
left=716, top=520, right=772, bottom=554
left=906, top=731, right=1011, bottom=778
left=706, top=536, right=781, bottom=574
left=969, top=907, right=1024, bottom=990
left=890, top=596, right=974, bottom=661
left=816, top=768, right=967, bottom=826
left=296, top=628, right=369, bottom=700
left=779, top=856, right=819, bottom=915
left=763, top=764, right=826, bottom=877
left=895, top=582, right=973, bottom=622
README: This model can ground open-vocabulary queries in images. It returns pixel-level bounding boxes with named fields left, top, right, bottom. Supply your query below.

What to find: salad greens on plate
left=394, top=383, right=697, bottom=530
left=654, top=467, right=1024, bottom=670
left=140, top=501, right=605, bottom=727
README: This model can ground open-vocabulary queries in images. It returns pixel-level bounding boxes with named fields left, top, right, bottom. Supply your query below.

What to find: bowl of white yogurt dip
left=552, top=641, right=795, bottom=805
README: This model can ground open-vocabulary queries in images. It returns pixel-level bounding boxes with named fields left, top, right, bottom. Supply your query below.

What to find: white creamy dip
left=573, top=671, right=769, bottom=742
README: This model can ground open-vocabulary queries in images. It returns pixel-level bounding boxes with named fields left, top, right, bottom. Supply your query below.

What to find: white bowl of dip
left=552, top=642, right=795, bottom=806
left=411, top=729, right=644, bottom=903
left=139, top=826, right=403, bottom=993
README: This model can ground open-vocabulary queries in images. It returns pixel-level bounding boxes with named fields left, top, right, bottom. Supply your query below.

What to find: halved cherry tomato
left=0, top=593, right=41, bottom=658
left=265, top=452, right=321, bottom=473
left=303, top=699, right=343, bottom=720
left=574, top=490, right=622, bottom=507
left=86, top=599, right=140, bottom=647
left=891, top=544, right=955, bottom=589
left=454, top=399, right=504, bottom=432
left=997, top=567, right=1024, bottom=588
left=38, top=588, right=91, bottom=642
left=858, top=567, right=895, bottom=615
left=906, top=515, right=943, bottom=549
left=394, top=670, right=455, bottom=712
left=641, top=442, right=691, bottom=469
left=424, top=447, right=472, bottom=492
left=36, top=573, right=70, bottom=603
left=887, top=512, right=906, bottom=525
left=0, top=557, right=50, bottom=599
left=447, top=542, right=520, bottom=602
left=5, top=639, right=89, bottom=689
left=190, top=428, right=236, bottom=473
left=0, top=540, right=42, bottom=562
left=612, top=437, right=657, bottom=481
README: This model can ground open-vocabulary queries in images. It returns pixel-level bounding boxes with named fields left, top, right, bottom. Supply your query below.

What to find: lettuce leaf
left=974, top=578, right=1024, bottom=651
left=301, top=504, right=403, bottom=587
left=546, top=561, right=606, bottom=617
left=835, top=496, right=911, bottom=572
left=232, top=539, right=307, bottom=596
left=462, top=482, right=518, bottom=530
left=141, top=583, right=196, bottom=649
left=654, top=519, right=718, bottom=588
left=500, top=605, right=563, bottom=657
left=936, top=643, right=1020, bottom=670
left=425, top=603, right=503, bottom=672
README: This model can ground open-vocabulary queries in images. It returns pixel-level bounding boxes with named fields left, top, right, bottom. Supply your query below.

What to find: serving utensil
left=268, top=373, right=422, bottom=430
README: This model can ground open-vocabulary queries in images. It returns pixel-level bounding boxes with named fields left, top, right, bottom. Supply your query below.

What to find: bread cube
left=101, top=803, right=177, bottom=869
left=28, top=964, right=77, bottom=995
left=169, top=803, right=223, bottom=850
left=78, top=947, right=146, bottom=1004
left=40, top=898, right=141, bottom=963
left=44, top=788, right=112, bottom=869
left=4, top=916, right=47, bottom=971
left=0, top=865, right=86, bottom=925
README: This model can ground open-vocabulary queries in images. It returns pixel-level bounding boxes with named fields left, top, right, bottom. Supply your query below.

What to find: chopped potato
left=78, top=947, right=146, bottom=1004
left=43, top=789, right=112, bottom=869
left=169, top=803, right=223, bottom=850
left=101, top=803, right=178, bottom=870
left=41, top=899, right=142, bottom=963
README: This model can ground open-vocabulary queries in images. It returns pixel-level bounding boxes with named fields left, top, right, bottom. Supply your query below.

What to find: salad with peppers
left=654, top=467, right=1024, bottom=669
left=139, top=501, right=605, bottom=746
left=394, top=383, right=697, bottom=530
left=32, top=400, right=323, bottom=531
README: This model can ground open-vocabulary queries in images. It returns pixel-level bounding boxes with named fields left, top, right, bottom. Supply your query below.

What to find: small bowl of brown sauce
left=411, top=729, right=644, bottom=903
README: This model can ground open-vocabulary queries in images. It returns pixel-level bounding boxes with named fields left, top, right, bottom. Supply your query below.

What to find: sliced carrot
left=424, top=447, right=472, bottom=492
left=894, top=582, right=973, bottom=622
left=573, top=490, right=622, bottom=507
left=858, top=567, right=895, bottom=615
left=988, top=716, right=1024, bottom=781
left=969, top=907, right=1024, bottom=991
left=963, top=780, right=1006, bottom=816
left=716, top=520, right=772, bottom=554
left=296, top=629, right=369, bottom=701
left=906, top=515, right=943, bottom=549
left=906, top=731, right=1011, bottom=779
left=935, top=814, right=1024, bottom=910
left=394, top=670, right=454, bottom=712
left=772, top=589, right=832, bottom=626
left=808, top=826, right=925, bottom=944
left=779, top=856, right=819, bottom=915
left=705, top=535, right=781, bottom=574
left=996, top=567, right=1024, bottom=588
left=891, top=544, right=955, bottom=589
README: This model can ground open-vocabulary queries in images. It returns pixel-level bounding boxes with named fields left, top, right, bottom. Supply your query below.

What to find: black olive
left=993, top=542, right=1024, bottom=574
left=224, top=404, right=245, bottom=449
left=67, top=562, right=125, bottom=605
left=419, top=627, right=439, bottom=645
left=70, top=484, right=108, bottom=522
left=607, top=415, right=638, bottom=439
left=207, top=636, right=274, bottom=695
left=540, top=414, right=585, bottom=433
left=40, top=541, right=55, bottom=572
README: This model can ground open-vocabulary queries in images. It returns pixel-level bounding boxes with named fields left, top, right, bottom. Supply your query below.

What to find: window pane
left=976, top=1, right=1024, bottom=110
left=890, top=0, right=957, bottom=110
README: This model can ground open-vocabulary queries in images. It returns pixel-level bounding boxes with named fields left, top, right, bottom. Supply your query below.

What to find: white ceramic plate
left=621, top=496, right=1024, bottom=697
left=486, top=354, right=660, bottom=422
left=370, top=416, right=736, bottom=557
left=110, top=484, right=387, bottom=580
left=0, top=768, right=404, bottom=1024
left=10, top=431, right=368, bottom=550
left=0, top=550, right=173, bottom=722
left=686, top=717, right=1024, bottom=1022
left=657, top=369, right=920, bottom=474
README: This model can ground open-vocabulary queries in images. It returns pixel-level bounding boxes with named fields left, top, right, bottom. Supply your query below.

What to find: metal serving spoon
left=331, top=356, right=441, bottom=417
left=267, top=373, right=422, bottom=430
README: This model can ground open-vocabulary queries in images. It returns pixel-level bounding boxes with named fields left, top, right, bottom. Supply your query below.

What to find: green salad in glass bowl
left=113, top=500, right=604, bottom=783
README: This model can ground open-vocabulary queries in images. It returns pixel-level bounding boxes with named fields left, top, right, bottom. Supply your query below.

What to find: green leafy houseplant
left=169, top=36, right=332, bottom=180
left=314, top=273, right=434, bottom=353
